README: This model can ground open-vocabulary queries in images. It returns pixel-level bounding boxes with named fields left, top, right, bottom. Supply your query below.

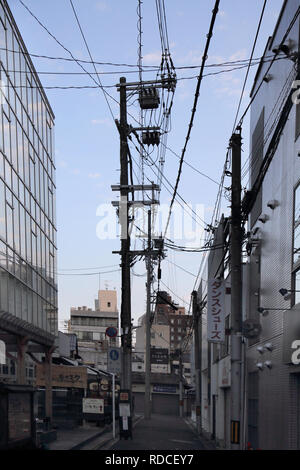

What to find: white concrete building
left=69, top=290, right=119, bottom=371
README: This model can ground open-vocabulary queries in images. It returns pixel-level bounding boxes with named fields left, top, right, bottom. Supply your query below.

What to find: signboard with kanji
left=82, top=398, right=104, bottom=414
left=150, top=348, right=169, bottom=364
left=207, top=277, right=225, bottom=343
left=36, top=364, right=88, bottom=389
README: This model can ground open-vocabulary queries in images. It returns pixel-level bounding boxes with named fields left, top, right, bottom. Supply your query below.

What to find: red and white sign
left=207, top=277, right=225, bottom=343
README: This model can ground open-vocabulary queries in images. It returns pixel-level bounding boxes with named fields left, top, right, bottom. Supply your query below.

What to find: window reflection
left=0, top=5, right=57, bottom=335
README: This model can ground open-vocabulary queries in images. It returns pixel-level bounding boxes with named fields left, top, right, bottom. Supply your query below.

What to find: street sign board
left=107, top=347, right=121, bottom=374
left=105, top=326, right=118, bottom=338
left=150, top=347, right=169, bottom=364
left=153, top=384, right=176, bottom=393
left=82, top=398, right=104, bottom=414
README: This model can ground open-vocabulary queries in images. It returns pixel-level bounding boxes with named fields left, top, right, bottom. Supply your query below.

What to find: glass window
left=13, top=197, right=19, bottom=253
left=3, top=112, right=11, bottom=162
left=0, top=267, right=8, bottom=311
left=17, top=125, right=23, bottom=178
left=0, top=179, right=5, bottom=240
left=6, top=201, right=13, bottom=247
left=8, top=273, right=15, bottom=315
left=0, top=17, right=7, bottom=71
left=10, top=115, right=17, bottom=170
left=293, top=268, right=300, bottom=305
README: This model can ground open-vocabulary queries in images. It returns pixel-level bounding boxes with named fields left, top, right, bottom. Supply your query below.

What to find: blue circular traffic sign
left=109, top=349, right=119, bottom=361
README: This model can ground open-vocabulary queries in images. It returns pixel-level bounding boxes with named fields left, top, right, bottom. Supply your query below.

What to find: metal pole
left=119, top=77, right=132, bottom=394
left=112, top=373, right=115, bottom=439
left=144, top=209, right=152, bottom=419
left=192, top=290, right=202, bottom=434
left=230, top=129, right=242, bottom=450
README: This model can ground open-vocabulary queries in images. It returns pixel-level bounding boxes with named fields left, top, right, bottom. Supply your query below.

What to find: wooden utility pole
left=144, top=209, right=152, bottom=419
left=230, top=128, right=242, bottom=449
left=119, top=77, right=132, bottom=394
left=192, top=290, right=202, bottom=434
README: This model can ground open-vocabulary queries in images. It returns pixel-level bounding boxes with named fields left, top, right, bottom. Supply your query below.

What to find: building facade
left=155, top=291, right=190, bottom=352
left=244, top=0, right=300, bottom=450
left=193, top=0, right=300, bottom=450
left=0, top=0, right=57, bottom=386
left=69, top=290, right=119, bottom=370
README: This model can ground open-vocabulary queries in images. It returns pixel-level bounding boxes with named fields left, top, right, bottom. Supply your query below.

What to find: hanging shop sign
left=207, top=277, right=225, bottom=343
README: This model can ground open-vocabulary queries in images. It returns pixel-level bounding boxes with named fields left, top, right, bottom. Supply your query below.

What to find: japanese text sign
left=207, top=277, right=225, bottom=343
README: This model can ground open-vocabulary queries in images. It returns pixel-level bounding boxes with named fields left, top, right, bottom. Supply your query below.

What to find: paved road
left=109, top=414, right=208, bottom=450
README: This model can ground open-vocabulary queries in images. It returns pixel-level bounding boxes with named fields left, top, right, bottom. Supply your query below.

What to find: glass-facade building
left=0, top=0, right=57, bottom=336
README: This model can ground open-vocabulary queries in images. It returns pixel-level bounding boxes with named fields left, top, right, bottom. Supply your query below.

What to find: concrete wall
left=246, top=0, right=300, bottom=449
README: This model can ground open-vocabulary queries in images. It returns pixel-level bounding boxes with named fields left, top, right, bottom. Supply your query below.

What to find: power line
left=159, top=280, right=189, bottom=307
left=163, top=144, right=220, bottom=187
left=163, top=0, right=220, bottom=238
left=69, top=0, right=115, bottom=121
left=166, top=259, right=197, bottom=278
left=0, top=45, right=286, bottom=70
left=235, top=5, right=300, bottom=130
left=231, top=0, right=268, bottom=132
left=57, top=269, right=121, bottom=276
left=18, top=0, right=118, bottom=120
left=58, top=263, right=119, bottom=271
left=1, top=57, right=286, bottom=91
left=129, top=133, right=208, bottom=230
left=192, top=7, right=300, bottom=281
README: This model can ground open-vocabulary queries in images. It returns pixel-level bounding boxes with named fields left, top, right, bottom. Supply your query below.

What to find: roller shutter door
left=152, top=394, right=179, bottom=416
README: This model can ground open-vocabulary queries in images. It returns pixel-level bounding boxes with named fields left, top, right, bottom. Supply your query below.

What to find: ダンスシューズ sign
left=207, top=277, right=225, bottom=343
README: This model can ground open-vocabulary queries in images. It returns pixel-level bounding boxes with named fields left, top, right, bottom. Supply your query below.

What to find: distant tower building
left=69, top=290, right=119, bottom=370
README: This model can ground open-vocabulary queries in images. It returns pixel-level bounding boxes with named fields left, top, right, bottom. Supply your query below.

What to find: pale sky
left=8, top=0, right=284, bottom=328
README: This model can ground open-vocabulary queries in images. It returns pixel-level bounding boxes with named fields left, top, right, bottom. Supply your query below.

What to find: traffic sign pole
left=112, top=373, right=115, bottom=439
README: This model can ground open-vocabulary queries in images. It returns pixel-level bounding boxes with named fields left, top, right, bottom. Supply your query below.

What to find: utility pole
left=192, top=290, right=202, bottom=434
left=114, top=75, right=173, bottom=416
left=230, top=128, right=242, bottom=450
left=144, top=209, right=152, bottom=419
left=119, top=77, right=132, bottom=394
